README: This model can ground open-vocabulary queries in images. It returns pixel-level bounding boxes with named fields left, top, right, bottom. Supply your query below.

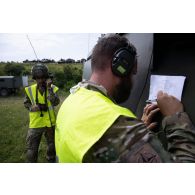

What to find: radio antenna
left=26, top=34, right=39, bottom=61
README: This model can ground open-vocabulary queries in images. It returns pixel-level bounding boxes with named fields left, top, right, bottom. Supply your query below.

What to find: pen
left=146, top=99, right=157, bottom=103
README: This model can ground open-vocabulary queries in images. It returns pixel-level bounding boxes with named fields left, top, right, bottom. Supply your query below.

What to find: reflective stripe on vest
left=55, top=87, right=136, bottom=163
left=27, top=86, right=35, bottom=105
left=25, top=84, right=58, bottom=128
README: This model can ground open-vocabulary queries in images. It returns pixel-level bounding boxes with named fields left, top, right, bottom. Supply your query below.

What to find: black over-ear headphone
left=111, top=47, right=136, bottom=77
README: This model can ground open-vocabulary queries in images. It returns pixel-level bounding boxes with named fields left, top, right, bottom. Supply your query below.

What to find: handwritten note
left=148, top=75, right=186, bottom=101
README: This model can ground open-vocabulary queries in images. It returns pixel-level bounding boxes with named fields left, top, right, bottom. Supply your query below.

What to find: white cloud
left=0, top=33, right=101, bottom=62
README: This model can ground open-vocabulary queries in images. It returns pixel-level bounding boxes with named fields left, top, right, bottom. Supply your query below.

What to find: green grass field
left=0, top=94, right=68, bottom=163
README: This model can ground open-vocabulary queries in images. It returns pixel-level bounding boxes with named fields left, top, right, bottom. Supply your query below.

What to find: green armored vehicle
left=0, top=76, right=28, bottom=96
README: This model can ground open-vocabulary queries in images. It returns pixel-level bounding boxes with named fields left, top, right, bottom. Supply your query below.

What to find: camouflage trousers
left=26, top=127, right=56, bottom=163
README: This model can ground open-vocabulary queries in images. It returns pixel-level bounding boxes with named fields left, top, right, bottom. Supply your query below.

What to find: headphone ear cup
left=112, top=48, right=134, bottom=77
left=112, top=57, right=127, bottom=77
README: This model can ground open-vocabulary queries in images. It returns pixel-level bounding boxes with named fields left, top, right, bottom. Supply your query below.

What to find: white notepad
left=148, top=75, right=186, bottom=101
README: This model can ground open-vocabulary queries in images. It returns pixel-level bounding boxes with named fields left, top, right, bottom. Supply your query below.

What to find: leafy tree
left=63, top=65, right=73, bottom=81
left=72, top=68, right=82, bottom=83
left=23, top=70, right=31, bottom=76
left=53, top=71, right=66, bottom=88
left=65, top=58, right=75, bottom=63
left=57, top=59, right=66, bottom=64
left=4, top=63, right=25, bottom=76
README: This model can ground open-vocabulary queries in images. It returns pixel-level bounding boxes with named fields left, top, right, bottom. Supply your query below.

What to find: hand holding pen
left=156, top=91, right=183, bottom=116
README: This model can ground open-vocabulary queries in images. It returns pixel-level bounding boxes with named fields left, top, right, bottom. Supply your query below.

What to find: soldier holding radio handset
left=24, top=64, right=60, bottom=163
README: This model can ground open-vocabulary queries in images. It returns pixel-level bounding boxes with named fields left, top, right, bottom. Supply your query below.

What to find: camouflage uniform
left=24, top=86, right=60, bottom=163
left=74, top=81, right=195, bottom=163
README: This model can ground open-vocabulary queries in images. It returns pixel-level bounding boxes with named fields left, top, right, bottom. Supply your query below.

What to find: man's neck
left=89, top=73, right=114, bottom=99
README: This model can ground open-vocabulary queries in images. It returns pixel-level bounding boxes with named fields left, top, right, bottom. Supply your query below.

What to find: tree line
left=0, top=62, right=83, bottom=92
left=23, top=58, right=86, bottom=64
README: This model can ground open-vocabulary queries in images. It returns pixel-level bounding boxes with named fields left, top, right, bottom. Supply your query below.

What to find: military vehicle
left=0, top=76, right=28, bottom=96
left=83, top=33, right=195, bottom=127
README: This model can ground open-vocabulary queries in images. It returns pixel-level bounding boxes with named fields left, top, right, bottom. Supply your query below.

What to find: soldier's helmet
left=31, top=63, right=49, bottom=79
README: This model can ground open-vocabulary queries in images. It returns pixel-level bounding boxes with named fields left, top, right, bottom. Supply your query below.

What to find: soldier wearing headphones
left=24, top=64, right=60, bottom=162
left=55, top=34, right=195, bottom=163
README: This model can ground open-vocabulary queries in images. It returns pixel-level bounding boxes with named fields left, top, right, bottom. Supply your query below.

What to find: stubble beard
left=113, top=77, right=133, bottom=104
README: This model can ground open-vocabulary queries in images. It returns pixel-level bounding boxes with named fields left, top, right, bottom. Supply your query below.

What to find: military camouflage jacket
left=77, top=81, right=195, bottom=163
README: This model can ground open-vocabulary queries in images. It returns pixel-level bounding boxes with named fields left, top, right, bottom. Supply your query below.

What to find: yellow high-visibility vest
left=25, top=84, right=58, bottom=128
left=55, top=87, right=136, bottom=163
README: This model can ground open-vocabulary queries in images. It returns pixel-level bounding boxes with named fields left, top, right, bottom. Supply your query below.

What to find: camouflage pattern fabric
left=162, top=112, right=195, bottom=162
left=76, top=81, right=195, bottom=163
left=26, top=127, right=56, bottom=162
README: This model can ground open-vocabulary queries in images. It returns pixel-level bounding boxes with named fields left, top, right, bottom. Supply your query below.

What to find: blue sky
left=0, top=33, right=101, bottom=62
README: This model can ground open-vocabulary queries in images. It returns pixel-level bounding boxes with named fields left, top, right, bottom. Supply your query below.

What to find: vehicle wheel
left=0, top=88, right=9, bottom=96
